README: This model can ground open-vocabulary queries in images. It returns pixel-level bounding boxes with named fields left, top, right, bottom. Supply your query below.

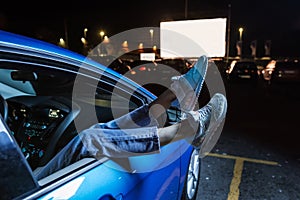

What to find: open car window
left=0, top=54, right=150, bottom=191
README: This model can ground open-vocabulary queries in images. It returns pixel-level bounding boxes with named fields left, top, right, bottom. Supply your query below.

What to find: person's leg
left=33, top=55, right=211, bottom=179
left=170, top=55, right=208, bottom=113
left=157, top=120, right=193, bottom=146
left=92, top=55, right=208, bottom=130
left=157, top=93, right=227, bottom=153
left=34, top=93, right=227, bottom=180
left=33, top=103, right=163, bottom=180
left=33, top=135, right=89, bottom=180
left=148, top=55, right=209, bottom=126
left=34, top=125, right=160, bottom=179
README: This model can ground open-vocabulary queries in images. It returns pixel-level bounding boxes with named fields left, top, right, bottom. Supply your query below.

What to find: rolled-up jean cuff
left=80, top=126, right=160, bottom=159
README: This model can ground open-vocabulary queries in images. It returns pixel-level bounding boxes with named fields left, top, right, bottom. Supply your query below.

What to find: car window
left=0, top=57, right=146, bottom=176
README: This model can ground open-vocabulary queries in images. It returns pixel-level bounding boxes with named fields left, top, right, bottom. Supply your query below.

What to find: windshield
left=0, top=69, right=35, bottom=98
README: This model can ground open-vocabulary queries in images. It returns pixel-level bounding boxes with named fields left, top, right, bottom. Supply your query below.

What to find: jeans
left=33, top=105, right=160, bottom=180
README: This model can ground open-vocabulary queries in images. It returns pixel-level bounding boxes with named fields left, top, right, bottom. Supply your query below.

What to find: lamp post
left=58, top=38, right=66, bottom=48
left=237, top=27, right=244, bottom=57
left=149, top=29, right=154, bottom=47
left=81, top=37, right=88, bottom=55
left=84, top=28, right=88, bottom=38
left=81, top=37, right=87, bottom=45
left=239, top=27, right=243, bottom=41
left=99, top=30, right=105, bottom=41
left=98, top=31, right=106, bottom=55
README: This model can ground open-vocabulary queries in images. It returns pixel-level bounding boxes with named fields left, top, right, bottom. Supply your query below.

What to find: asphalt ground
left=196, top=78, right=300, bottom=200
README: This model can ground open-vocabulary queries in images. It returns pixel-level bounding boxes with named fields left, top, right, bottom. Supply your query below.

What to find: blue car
left=0, top=30, right=201, bottom=200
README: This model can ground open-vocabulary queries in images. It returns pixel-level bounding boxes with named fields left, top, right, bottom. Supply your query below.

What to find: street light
left=149, top=29, right=154, bottom=46
left=81, top=37, right=88, bottom=55
left=84, top=28, right=88, bottom=38
left=239, top=27, right=243, bottom=41
left=58, top=38, right=66, bottom=48
left=138, top=43, right=144, bottom=52
left=99, top=30, right=105, bottom=41
left=237, top=28, right=244, bottom=57
left=81, top=37, right=87, bottom=45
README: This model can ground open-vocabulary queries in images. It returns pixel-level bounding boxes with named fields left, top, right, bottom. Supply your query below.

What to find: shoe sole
left=181, top=55, right=208, bottom=112
left=199, top=93, right=227, bottom=158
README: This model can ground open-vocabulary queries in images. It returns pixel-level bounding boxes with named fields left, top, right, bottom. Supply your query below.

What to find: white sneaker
left=170, top=55, right=208, bottom=113
left=188, top=93, right=227, bottom=157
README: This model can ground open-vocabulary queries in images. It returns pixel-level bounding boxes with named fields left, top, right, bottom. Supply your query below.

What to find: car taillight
left=139, top=66, right=146, bottom=71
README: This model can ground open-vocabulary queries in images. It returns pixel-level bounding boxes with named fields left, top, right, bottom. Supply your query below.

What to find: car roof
left=0, top=30, right=139, bottom=78
left=0, top=30, right=85, bottom=62
left=0, top=30, right=156, bottom=100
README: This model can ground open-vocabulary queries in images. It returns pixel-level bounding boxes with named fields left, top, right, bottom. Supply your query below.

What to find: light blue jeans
left=33, top=105, right=160, bottom=180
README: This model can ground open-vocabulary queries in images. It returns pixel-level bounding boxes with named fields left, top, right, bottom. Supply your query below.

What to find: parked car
left=262, top=59, right=300, bottom=84
left=0, top=30, right=201, bottom=200
left=225, top=60, right=259, bottom=82
left=261, top=59, right=276, bottom=82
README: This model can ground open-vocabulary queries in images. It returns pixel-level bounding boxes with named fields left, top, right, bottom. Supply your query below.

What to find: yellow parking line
left=206, top=153, right=279, bottom=200
left=207, top=153, right=279, bottom=165
left=228, top=158, right=244, bottom=200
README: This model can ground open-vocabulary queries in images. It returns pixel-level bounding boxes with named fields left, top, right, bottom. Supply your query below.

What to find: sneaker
left=188, top=93, right=227, bottom=157
left=170, top=55, right=208, bottom=113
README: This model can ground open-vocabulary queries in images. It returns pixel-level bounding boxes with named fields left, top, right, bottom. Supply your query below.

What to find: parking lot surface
left=196, top=79, right=300, bottom=200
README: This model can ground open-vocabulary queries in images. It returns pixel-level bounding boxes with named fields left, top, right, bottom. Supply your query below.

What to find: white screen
left=160, top=18, right=227, bottom=58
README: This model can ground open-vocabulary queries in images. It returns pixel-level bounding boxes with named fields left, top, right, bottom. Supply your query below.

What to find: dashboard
left=6, top=96, right=79, bottom=169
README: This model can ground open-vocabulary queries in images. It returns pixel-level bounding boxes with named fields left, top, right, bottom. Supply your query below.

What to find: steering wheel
left=0, top=94, right=8, bottom=121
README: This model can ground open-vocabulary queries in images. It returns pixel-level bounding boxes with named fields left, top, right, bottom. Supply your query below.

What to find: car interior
left=0, top=61, right=149, bottom=173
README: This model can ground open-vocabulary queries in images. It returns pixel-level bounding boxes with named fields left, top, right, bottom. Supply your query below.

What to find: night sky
left=0, top=0, right=299, bottom=57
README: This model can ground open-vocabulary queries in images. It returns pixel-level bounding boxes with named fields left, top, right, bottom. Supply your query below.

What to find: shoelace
left=198, top=105, right=211, bottom=118
left=197, top=105, right=212, bottom=128
left=181, top=104, right=212, bottom=130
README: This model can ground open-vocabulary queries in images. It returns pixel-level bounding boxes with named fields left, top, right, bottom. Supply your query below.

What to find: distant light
left=139, top=66, right=146, bottom=71
left=103, top=36, right=109, bottom=43
left=153, top=45, right=157, bottom=51
left=84, top=28, right=88, bottom=38
left=81, top=37, right=87, bottom=45
left=99, top=31, right=105, bottom=37
left=122, top=41, right=128, bottom=48
left=227, top=60, right=237, bottom=74
left=239, top=27, right=244, bottom=41
left=138, top=43, right=143, bottom=49
left=58, top=38, right=66, bottom=47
